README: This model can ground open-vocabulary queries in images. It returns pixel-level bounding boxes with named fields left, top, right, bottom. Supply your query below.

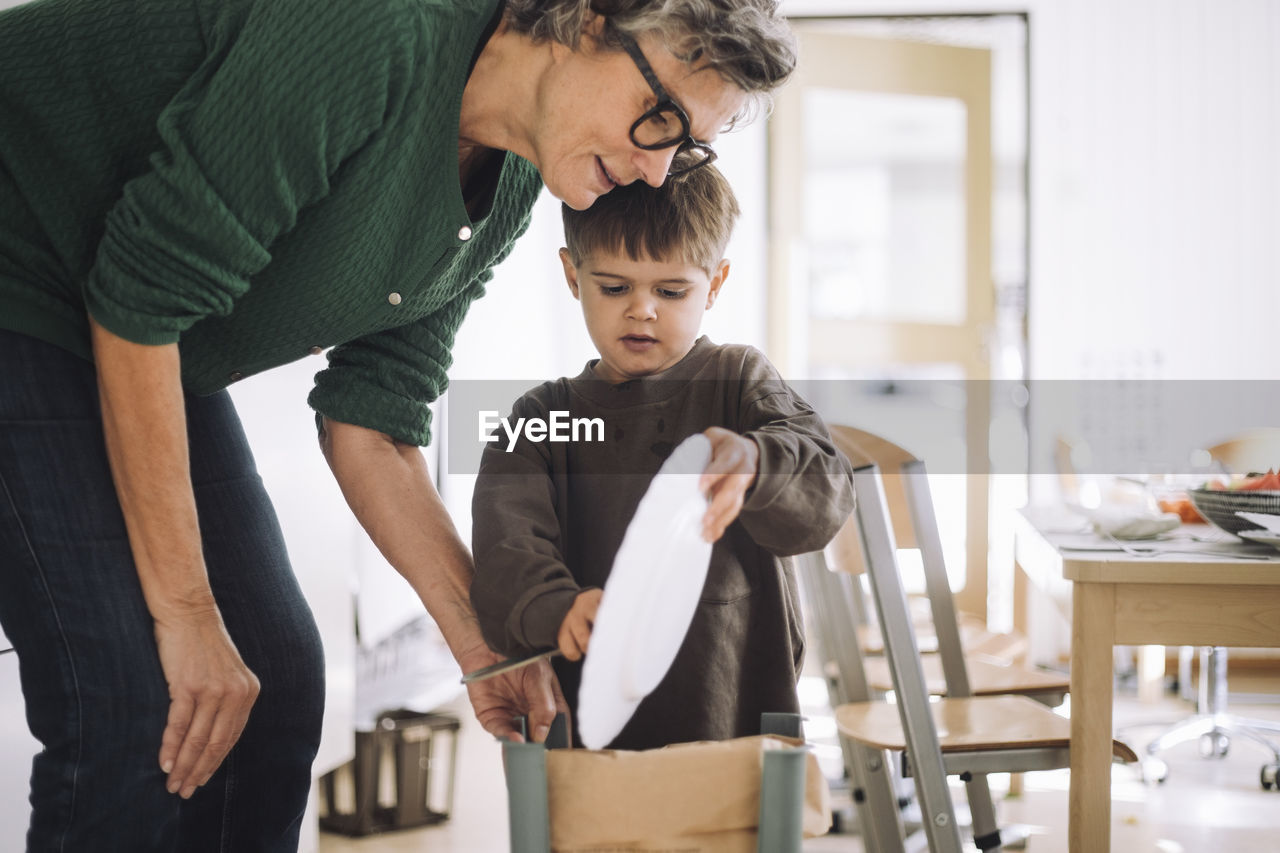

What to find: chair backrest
left=899, top=459, right=972, bottom=699
left=826, top=425, right=971, bottom=695
left=826, top=425, right=918, bottom=576
left=1206, top=428, right=1280, bottom=476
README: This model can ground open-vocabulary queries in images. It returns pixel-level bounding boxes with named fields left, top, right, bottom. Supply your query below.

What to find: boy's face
left=560, top=247, right=729, bottom=383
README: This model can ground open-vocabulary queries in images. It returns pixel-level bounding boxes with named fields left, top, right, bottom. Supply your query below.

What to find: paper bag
left=543, top=735, right=830, bottom=853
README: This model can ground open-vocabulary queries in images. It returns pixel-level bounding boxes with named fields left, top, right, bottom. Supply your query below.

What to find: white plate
left=1237, top=529, right=1280, bottom=552
left=1236, top=511, right=1280, bottom=534
left=577, top=434, right=714, bottom=749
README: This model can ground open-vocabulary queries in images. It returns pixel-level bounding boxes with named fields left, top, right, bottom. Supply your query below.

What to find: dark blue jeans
left=0, top=330, right=325, bottom=852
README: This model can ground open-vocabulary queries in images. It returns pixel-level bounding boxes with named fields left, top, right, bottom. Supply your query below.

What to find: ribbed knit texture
left=0, top=0, right=542, bottom=445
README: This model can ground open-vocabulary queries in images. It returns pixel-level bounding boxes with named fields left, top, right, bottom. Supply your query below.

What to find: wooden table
left=1013, top=509, right=1280, bottom=853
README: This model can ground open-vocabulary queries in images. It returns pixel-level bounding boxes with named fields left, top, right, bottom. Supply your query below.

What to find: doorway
left=768, top=15, right=1029, bottom=623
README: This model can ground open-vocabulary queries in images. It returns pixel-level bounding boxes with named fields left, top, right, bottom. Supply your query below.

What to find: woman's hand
left=699, top=427, right=760, bottom=542
left=556, top=589, right=603, bottom=661
left=153, top=605, right=260, bottom=799
left=462, top=650, right=567, bottom=743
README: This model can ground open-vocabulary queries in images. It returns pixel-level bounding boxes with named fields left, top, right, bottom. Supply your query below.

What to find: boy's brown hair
left=561, top=164, right=740, bottom=273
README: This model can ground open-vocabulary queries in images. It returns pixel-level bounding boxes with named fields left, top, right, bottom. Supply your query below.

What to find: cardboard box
left=543, top=735, right=830, bottom=852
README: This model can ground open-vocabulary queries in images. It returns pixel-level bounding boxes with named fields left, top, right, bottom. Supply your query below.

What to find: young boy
left=470, top=165, right=854, bottom=750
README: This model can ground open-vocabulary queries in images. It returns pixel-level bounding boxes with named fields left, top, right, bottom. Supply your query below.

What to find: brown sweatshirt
left=470, top=337, right=854, bottom=749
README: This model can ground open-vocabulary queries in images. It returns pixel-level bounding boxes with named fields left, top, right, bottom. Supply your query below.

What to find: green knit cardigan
left=0, top=0, right=543, bottom=445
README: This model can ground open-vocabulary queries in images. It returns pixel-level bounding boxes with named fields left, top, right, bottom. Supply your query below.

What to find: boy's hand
left=699, top=427, right=760, bottom=542
left=557, top=589, right=603, bottom=661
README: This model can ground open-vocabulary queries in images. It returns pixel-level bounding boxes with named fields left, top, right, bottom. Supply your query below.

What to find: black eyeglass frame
left=616, top=33, right=718, bottom=176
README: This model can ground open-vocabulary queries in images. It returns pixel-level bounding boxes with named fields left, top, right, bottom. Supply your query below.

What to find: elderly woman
left=0, top=0, right=795, bottom=848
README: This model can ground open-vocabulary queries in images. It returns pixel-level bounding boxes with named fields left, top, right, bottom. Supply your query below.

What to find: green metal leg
left=757, top=747, right=808, bottom=853
left=503, top=741, right=551, bottom=853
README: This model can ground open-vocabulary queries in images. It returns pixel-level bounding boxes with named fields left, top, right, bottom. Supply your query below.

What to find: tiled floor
left=319, top=678, right=1280, bottom=853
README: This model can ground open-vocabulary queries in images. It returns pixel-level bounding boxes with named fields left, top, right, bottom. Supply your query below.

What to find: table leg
left=1069, top=582, right=1115, bottom=853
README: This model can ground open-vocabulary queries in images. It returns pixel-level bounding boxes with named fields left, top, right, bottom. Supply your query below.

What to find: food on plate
left=1157, top=495, right=1206, bottom=524
left=1205, top=469, right=1280, bottom=492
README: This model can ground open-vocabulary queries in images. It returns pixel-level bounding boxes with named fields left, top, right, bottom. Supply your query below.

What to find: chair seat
left=835, top=694, right=1138, bottom=762
left=862, top=656, right=1069, bottom=698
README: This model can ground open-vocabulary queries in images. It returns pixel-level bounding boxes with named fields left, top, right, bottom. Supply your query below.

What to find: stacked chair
left=802, top=425, right=1136, bottom=852
left=825, top=428, right=1069, bottom=709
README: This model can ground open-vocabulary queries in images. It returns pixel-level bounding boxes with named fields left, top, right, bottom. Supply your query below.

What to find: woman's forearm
left=90, top=317, right=259, bottom=797
left=318, top=416, right=491, bottom=666
left=89, top=317, right=215, bottom=619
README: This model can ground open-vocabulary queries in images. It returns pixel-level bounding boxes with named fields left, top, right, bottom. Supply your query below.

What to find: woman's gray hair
left=504, top=0, right=797, bottom=123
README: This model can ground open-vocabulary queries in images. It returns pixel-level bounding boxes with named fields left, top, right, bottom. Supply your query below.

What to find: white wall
left=781, top=0, right=1279, bottom=662
left=1026, top=0, right=1279, bottom=381
left=787, top=0, right=1280, bottom=382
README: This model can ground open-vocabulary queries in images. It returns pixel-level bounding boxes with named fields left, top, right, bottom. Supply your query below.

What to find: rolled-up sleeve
left=309, top=278, right=489, bottom=447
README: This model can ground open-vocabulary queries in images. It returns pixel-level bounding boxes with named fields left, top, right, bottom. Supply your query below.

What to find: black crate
left=319, top=710, right=461, bottom=837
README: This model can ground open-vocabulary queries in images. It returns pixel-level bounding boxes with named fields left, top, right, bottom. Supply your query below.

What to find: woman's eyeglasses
left=617, top=33, right=717, bottom=177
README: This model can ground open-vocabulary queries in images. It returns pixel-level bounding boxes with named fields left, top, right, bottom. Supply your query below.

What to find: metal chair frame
left=797, top=550, right=911, bottom=853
